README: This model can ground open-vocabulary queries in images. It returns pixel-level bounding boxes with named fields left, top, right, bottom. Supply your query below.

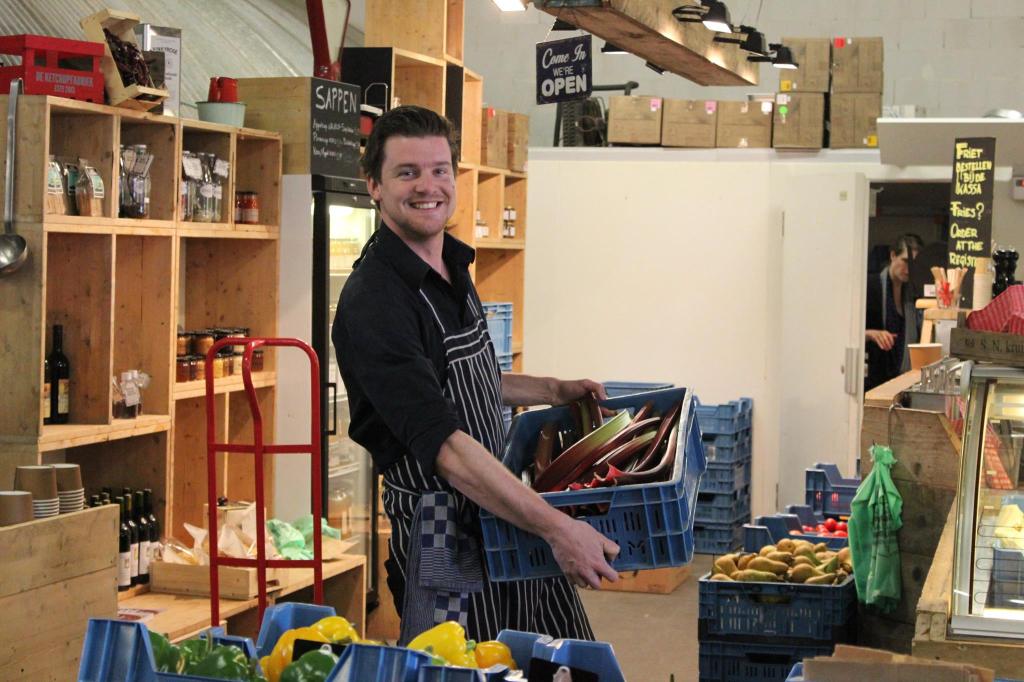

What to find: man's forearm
left=436, top=430, right=568, bottom=540
left=500, top=373, right=558, bottom=407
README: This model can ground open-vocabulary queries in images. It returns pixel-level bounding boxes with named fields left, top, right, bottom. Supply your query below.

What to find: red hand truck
left=205, top=338, right=324, bottom=628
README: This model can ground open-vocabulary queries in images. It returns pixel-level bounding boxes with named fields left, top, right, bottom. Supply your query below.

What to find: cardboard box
left=481, top=107, right=508, bottom=168
left=772, top=92, right=826, bottom=149
left=506, top=112, right=529, bottom=172
left=607, top=95, right=663, bottom=145
left=660, top=99, right=717, bottom=148
left=803, top=644, right=994, bottom=682
left=831, top=93, right=881, bottom=148
left=779, top=38, right=831, bottom=93
left=831, top=37, right=884, bottom=93
left=715, top=100, right=773, bottom=148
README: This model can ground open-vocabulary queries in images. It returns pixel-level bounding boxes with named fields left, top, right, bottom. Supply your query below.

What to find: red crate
left=0, top=34, right=104, bottom=103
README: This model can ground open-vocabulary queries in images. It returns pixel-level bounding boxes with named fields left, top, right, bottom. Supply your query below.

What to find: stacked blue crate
left=694, top=398, right=753, bottom=554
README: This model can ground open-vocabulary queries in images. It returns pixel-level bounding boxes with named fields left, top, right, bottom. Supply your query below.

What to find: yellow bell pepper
left=264, top=626, right=329, bottom=682
left=311, top=616, right=359, bottom=644
left=474, top=640, right=515, bottom=669
left=407, top=621, right=477, bottom=667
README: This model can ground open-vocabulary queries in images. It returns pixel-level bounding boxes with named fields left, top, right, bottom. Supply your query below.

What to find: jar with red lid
left=236, top=192, right=260, bottom=224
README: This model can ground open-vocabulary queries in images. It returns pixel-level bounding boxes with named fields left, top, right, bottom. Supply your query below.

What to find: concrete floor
left=579, top=555, right=711, bottom=682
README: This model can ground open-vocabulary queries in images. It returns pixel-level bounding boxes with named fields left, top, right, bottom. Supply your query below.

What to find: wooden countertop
left=864, top=369, right=919, bottom=408
left=123, top=554, right=365, bottom=641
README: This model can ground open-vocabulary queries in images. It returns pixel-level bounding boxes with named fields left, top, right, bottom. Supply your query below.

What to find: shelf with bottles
left=179, top=120, right=233, bottom=230
left=118, top=115, right=177, bottom=223
left=173, top=371, right=277, bottom=401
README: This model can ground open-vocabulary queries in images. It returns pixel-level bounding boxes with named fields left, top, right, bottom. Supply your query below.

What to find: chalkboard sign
left=309, top=78, right=361, bottom=179
left=947, top=137, right=995, bottom=301
left=536, top=35, right=592, bottom=105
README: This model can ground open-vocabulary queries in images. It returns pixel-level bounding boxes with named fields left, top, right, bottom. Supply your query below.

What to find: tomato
left=802, top=526, right=814, bottom=532
left=824, top=518, right=837, bottom=532
left=836, top=522, right=848, bottom=532
left=834, top=530, right=847, bottom=537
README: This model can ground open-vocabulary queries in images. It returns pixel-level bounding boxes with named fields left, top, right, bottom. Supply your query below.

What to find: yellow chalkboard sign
left=948, top=137, right=995, bottom=300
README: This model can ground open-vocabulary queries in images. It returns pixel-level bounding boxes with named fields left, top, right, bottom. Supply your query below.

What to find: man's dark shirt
left=332, top=224, right=480, bottom=476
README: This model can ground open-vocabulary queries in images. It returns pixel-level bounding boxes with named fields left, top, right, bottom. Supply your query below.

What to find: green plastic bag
left=848, top=444, right=903, bottom=613
left=292, top=514, right=342, bottom=548
left=267, top=519, right=311, bottom=560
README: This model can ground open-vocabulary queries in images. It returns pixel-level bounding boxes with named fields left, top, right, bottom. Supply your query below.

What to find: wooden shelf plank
left=394, top=47, right=448, bottom=69
left=535, top=1, right=758, bottom=86
left=475, top=238, right=525, bottom=250
left=123, top=554, right=365, bottom=642
left=174, top=371, right=277, bottom=401
left=37, top=414, right=171, bottom=452
left=178, top=228, right=278, bottom=241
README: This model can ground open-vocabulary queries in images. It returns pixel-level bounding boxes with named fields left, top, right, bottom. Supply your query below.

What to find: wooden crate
left=506, top=113, right=529, bottom=172
left=481, top=108, right=508, bottom=169
left=364, top=0, right=464, bottom=62
left=0, top=506, right=118, bottom=681
left=950, top=328, right=1024, bottom=367
left=600, top=565, right=690, bottom=594
left=150, top=561, right=285, bottom=600
left=79, top=9, right=169, bottom=111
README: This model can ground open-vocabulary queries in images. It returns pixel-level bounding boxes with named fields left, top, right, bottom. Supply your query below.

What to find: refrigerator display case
left=951, top=363, right=1024, bottom=638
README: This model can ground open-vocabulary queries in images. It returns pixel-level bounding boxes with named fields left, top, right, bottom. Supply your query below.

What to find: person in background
left=865, top=233, right=924, bottom=390
left=332, top=106, right=618, bottom=645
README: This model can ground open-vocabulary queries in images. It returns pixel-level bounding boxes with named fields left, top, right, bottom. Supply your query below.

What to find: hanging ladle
left=0, top=78, right=27, bottom=276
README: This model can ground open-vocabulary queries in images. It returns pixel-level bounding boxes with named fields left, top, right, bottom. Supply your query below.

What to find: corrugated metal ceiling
left=0, top=0, right=323, bottom=115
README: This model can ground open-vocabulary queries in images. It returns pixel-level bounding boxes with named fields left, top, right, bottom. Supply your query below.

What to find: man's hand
left=552, top=378, right=607, bottom=405
left=866, top=329, right=896, bottom=351
left=545, top=515, right=620, bottom=588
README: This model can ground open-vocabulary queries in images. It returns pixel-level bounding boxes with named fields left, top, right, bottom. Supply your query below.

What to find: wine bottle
left=134, top=491, right=150, bottom=584
left=42, top=357, right=51, bottom=425
left=144, top=488, right=160, bottom=554
left=117, top=497, right=131, bottom=591
left=125, top=493, right=140, bottom=586
left=48, top=324, right=70, bottom=424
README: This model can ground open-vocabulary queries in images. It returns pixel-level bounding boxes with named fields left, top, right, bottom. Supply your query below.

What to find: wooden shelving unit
left=0, top=95, right=282, bottom=543
left=358, top=0, right=529, bottom=371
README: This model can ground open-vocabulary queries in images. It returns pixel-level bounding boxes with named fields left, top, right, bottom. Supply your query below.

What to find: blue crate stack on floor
left=697, top=532, right=857, bottom=682
left=693, top=398, right=753, bottom=554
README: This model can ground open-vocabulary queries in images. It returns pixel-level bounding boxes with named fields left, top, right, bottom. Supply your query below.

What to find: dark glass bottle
left=144, top=488, right=160, bottom=543
left=124, top=493, right=140, bottom=586
left=89, top=494, right=100, bottom=507
left=117, top=497, right=131, bottom=591
left=48, top=324, right=70, bottom=424
left=134, top=490, right=150, bottom=584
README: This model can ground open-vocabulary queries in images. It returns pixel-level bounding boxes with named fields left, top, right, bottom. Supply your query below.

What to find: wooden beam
left=537, top=0, right=759, bottom=86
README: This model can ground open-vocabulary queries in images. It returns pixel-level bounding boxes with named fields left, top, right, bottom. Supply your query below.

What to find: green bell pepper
left=187, top=644, right=251, bottom=680
left=279, top=647, right=338, bottom=682
left=179, top=637, right=212, bottom=672
left=148, top=630, right=183, bottom=673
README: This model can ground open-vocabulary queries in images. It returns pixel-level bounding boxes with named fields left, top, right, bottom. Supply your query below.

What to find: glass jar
left=252, top=349, right=265, bottom=372
left=191, top=332, right=214, bottom=356
left=230, top=353, right=243, bottom=375
left=192, top=355, right=206, bottom=381
left=176, top=333, right=192, bottom=357
left=239, top=192, right=260, bottom=224
left=176, top=356, right=191, bottom=383
left=234, top=192, right=245, bottom=223
left=212, top=355, right=226, bottom=379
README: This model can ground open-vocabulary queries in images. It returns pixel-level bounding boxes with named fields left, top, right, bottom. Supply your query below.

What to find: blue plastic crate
left=805, top=464, right=860, bottom=518
left=695, top=486, right=751, bottom=524
left=696, top=398, right=753, bottom=435
left=700, top=639, right=834, bottom=682
left=496, top=352, right=513, bottom=372
left=603, top=381, right=674, bottom=398
left=480, top=387, right=707, bottom=581
left=331, top=643, right=431, bottom=682
left=746, top=515, right=848, bottom=551
left=482, top=302, right=513, bottom=357
left=255, top=602, right=336, bottom=657
left=416, top=665, right=509, bottom=682
left=694, top=521, right=746, bottom=555
left=784, top=505, right=825, bottom=527
left=502, top=405, right=513, bottom=433
left=704, top=431, right=752, bottom=464
left=700, top=459, right=751, bottom=494
left=78, top=619, right=262, bottom=682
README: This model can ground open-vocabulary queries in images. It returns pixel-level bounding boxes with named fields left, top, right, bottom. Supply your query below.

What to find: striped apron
left=382, top=288, right=594, bottom=643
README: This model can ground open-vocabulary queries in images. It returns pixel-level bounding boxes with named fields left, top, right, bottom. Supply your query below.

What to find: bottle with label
left=508, top=207, right=518, bottom=238
left=144, top=488, right=160, bottom=566
left=43, top=357, right=51, bottom=424
left=134, top=490, right=150, bottom=585
left=117, top=497, right=132, bottom=591
left=48, top=324, right=70, bottom=424
left=124, top=492, right=140, bottom=586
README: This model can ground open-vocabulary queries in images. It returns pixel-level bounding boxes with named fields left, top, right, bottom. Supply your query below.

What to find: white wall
left=523, top=149, right=1024, bottom=514
left=462, top=1, right=1024, bottom=147
left=522, top=150, right=783, bottom=515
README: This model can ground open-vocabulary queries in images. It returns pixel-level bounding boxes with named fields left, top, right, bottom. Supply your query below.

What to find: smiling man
left=331, top=106, right=618, bottom=643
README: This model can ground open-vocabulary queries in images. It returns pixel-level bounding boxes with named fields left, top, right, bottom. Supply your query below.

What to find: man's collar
left=375, top=223, right=475, bottom=289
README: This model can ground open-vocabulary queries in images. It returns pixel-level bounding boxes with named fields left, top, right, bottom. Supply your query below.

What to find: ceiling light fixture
left=673, top=1, right=732, bottom=33
left=712, top=25, right=767, bottom=56
left=492, top=0, right=526, bottom=11
left=601, top=42, right=627, bottom=55
left=748, top=43, right=799, bottom=69
left=645, top=61, right=666, bottom=74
